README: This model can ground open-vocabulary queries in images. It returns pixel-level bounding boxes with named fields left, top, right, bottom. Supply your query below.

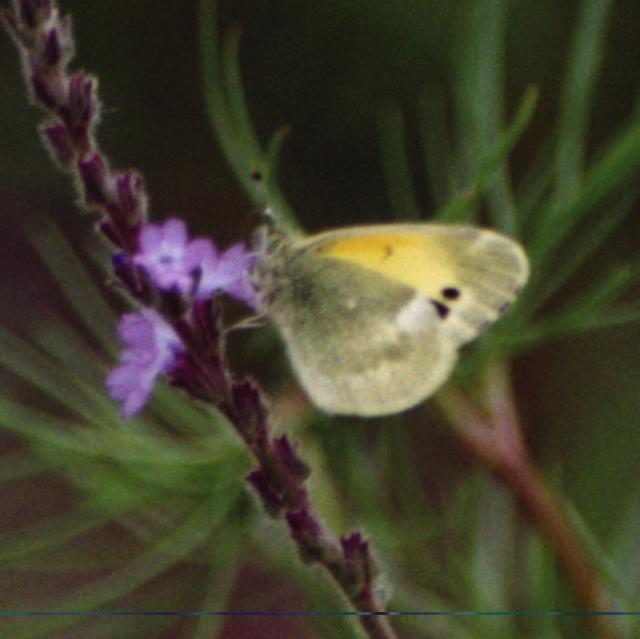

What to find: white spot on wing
left=395, top=295, right=434, bottom=335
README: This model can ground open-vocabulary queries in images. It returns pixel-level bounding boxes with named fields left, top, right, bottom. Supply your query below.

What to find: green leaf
left=0, top=451, right=54, bottom=482
left=29, top=220, right=116, bottom=353
left=377, top=102, right=421, bottom=221
left=529, top=109, right=640, bottom=268
left=417, top=84, right=455, bottom=210
left=193, top=517, right=244, bottom=639
left=9, top=499, right=226, bottom=639
left=526, top=186, right=640, bottom=314
left=550, top=0, right=615, bottom=209
left=565, top=501, right=631, bottom=607
left=450, top=0, right=516, bottom=234
left=0, top=501, right=128, bottom=569
left=197, top=0, right=297, bottom=229
left=510, top=303, right=640, bottom=353
left=437, top=85, right=539, bottom=226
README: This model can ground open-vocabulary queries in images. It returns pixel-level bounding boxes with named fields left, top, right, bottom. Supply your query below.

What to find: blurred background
left=0, top=1, right=639, bottom=638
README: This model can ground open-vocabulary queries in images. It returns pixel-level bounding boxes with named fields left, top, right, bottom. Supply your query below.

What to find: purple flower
left=134, top=218, right=212, bottom=294
left=198, top=242, right=257, bottom=306
left=108, top=218, right=258, bottom=417
left=106, top=310, right=183, bottom=418
left=133, top=218, right=256, bottom=305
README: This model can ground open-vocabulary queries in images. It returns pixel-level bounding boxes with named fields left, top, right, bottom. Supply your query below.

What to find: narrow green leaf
left=0, top=501, right=130, bottom=568
left=0, top=395, right=230, bottom=472
left=0, top=451, right=54, bottom=482
left=523, top=529, right=561, bottom=637
left=193, top=521, right=243, bottom=639
left=377, top=102, right=421, bottom=221
left=517, top=137, right=555, bottom=237
left=611, top=495, right=640, bottom=605
left=0, top=396, right=102, bottom=455
left=571, top=259, right=640, bottom=317
left=29, top=220, right=116, bottom=353
left=512, top=261, right=640, bottom=350
left=435, top=189, right=478, bottom=224
left=437, top=86, right=538, bottom=226
left=264, top=125, right=292, bottom=191
left=510, top=303, right=640, bottom=353
left=470, top=482, right=516, bottom=619
left=11, top=500, right=225, bottom=639
left=384, top=577, right=480, bottom=639
left=417, top=85, right=455, bottom=210
left=380, top=419, right=432, bottom=523
left=198, top=0, right=251, bottom=185
left=149, top=385, right=231, bottom=437
left=551, top=0, right=615, bottom=209
left=197, top=0, right=298, bottom=229
left=529, top=110, right=640, bottom=267
left=0, top=323, right=129, bottom=422
left=566, top=501, right=631, bottom=607
left=451, top=0, right=515, bottom=233
left=31, top=313, right=107, bottom=384
left=527, top=187, right=639, bottom=314
left=473, top=85, right=538, bottom=217
left=220, top=26, right=264, bottom=171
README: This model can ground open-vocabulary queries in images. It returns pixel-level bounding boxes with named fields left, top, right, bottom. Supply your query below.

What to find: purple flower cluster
left=108, top=218, right=256, bottom=418
left=5, top=1, right=260, bottom=420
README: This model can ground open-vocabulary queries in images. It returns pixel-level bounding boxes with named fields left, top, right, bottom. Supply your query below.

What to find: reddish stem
left=437, top=363, right=620, bottom=639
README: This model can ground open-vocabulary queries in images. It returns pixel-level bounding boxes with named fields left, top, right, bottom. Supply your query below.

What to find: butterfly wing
left=257, top=223, right=528, bottom=416
left=303, top=224, right=529, bottom=346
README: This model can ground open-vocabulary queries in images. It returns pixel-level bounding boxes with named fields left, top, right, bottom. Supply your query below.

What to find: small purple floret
left=198, top=242, right=256, bottom=306
left=106, top=310, right=182, bottom=418
left=134, top=218, right=211, bottom=294
left=134, top=218, right=256, bottom=305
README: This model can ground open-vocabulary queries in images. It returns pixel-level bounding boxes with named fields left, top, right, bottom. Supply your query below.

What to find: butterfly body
left=253, top=223, right=529, bottom=416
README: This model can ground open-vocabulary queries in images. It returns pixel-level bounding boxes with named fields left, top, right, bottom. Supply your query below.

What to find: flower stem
left=437, top=363, right=620, bottom=639
left=219, top=375, right=397, bottom=639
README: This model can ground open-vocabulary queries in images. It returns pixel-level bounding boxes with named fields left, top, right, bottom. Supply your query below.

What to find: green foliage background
left=0, top=1, right=639, bottom=637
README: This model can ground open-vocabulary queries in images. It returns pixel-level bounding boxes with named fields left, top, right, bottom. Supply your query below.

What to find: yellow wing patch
left=314, top=233, right=456, bottom=298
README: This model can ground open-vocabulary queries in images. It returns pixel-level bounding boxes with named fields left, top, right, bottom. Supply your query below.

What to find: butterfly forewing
left=305, top=224, right=529, bottom=346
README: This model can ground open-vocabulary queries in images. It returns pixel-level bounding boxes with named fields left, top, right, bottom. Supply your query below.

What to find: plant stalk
left=437, top=362, right=619, bottom=639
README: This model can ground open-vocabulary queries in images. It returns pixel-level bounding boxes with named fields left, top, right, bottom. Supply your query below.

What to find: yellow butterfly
left=253, top=222, right=529, bottom=416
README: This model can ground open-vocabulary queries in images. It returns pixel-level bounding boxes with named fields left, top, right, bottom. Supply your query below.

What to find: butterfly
left=252, top=222, right=529, bottom=416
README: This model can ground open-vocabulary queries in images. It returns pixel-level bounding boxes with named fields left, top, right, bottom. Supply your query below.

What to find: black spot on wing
left=431, top=299, right=450, bottom=319
left=442, top=287, right=460, bottom=300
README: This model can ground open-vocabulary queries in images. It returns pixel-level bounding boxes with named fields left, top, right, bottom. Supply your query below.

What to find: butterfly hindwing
left=262, top=249, right=459, bottom=415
